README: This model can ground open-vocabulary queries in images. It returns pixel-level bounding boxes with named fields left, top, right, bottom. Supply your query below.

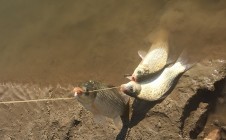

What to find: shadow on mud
left=116, top=99, right=161, bottom=140
left=116, top=74, right=184, bottom=140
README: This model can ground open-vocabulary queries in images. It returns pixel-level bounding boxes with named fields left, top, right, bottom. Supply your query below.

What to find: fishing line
left=0, top=86, right=121, bottom=104
left=0, top=97, right=74, bottom=104
left=87, top=86, right=121, bottom=93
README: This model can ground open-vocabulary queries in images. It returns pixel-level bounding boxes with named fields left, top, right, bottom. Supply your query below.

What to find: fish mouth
left=73, top=87, right=84, bottom=97
left=124, top=73, right=137, bottom=81
left=120, top=85, right=129, bottom=94
left=131, top=75, right=136, bottom=82
left=120, top=85, right=126, bottom=93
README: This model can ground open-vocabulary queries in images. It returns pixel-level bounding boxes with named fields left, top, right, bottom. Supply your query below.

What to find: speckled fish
left=121, top=51, right=194, bottom=101
left=128, top=30, right=170, bottom=82
left=73, top=80, right=130, bottom=128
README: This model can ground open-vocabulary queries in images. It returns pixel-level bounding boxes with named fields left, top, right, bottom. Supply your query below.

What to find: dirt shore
left=0, top=59, right=225, bottom=139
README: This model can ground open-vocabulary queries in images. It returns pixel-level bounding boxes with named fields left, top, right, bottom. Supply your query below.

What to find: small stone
left=213, top=120, right=220, bottom=127
left=204, top=129, right=221, bottom=140
left=157, top=122, right=161, bottom=128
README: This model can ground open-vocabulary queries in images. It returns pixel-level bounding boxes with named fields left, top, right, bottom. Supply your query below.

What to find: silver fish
left=73, top=80, right=129, bottom=128
left=128, top=29, right=170, bottom=82
left=121, top=51, right=194, bottom=101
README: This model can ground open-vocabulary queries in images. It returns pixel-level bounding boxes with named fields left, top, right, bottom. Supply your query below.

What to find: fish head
left=120, top=81, right=141, bottom=97
left=132, top=65, right=149, bottom=82
left=73, top=83, right=97, bottom=104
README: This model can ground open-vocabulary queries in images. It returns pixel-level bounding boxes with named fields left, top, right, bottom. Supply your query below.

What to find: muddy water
left=0, top=0, right=226, bottom=138
left=0, top=0, right=225, bottom=86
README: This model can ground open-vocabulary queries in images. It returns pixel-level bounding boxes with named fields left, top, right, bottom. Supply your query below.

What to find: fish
left=127, top=29, right=170, bottom=82
left=121, top=51, right=194, bottom=101
left=73, top=80, right=130, bottom=129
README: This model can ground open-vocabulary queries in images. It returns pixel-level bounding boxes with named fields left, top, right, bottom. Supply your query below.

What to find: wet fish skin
left=131, top=42, right=169, bottom=82
left=130, top=30, right=170, bottom=82
left=121, top=51, right=193, bottom=101
left=74, top=80, right=129, bottom=128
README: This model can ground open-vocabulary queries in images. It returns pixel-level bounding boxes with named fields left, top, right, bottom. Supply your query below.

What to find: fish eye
left=129, top=86, right=133, bottom=92
left=84, top=88, right=90, bottom=96
left=137, top=70, right=142, bottom=75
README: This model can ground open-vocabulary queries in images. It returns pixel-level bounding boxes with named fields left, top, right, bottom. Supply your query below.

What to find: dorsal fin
left=138, top=50, right=147, bottom=59
left=176, top=49, right=196, bottom=71
left=126, top=76, right=133, bottom=81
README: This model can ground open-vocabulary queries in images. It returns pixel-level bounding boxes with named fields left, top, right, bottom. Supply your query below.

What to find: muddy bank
left=0, top=59, right=225, bottom=139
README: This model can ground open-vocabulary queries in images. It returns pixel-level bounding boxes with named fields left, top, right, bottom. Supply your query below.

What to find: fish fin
left=121, top=95, right=130, bottom=118
left=166, top=47, right=175, bottom=66
left=176, top=49, right=196, bottom=71
left=126, top=76, right=133, bottom=81
left=123, top=74, right=132, bottom=78
left=166, top=45, right=176, bottom=65
left=138, top=50, right=147, bottom=59
left=121, top=97, right=131, bottom=126
left=113, top=116, right=122, bottom=129
left=93, top=114, right=107, bottom=124
left=166, top=58, right=175, bottom=66
left=120, top=93, right=130, bottom=104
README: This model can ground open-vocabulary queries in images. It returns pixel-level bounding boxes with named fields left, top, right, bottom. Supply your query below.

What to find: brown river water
left=0, top=0, right=226, bottom=138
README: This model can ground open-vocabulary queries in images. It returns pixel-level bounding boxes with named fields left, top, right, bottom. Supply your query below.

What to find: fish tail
left=113, top=116, right=123, bottom=129
left=176, top=49, right=196, bottom=72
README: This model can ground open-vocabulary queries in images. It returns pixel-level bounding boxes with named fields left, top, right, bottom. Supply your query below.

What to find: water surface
left=0, top=0, right=225, bottom=86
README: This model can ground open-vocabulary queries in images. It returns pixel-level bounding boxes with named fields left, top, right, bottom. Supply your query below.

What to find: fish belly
left=139, top=66, right=181, bottom=101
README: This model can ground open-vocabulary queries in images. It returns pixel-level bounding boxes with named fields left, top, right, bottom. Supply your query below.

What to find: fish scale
left=121, top=51, right=194, bottom=101
left=74, top=80, right=129, bottom=128
left=139, top=62, right=188, bottom=101
left=94, top=88, right=126, bottom=118
left=131, top=40, right=169, bottom=82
